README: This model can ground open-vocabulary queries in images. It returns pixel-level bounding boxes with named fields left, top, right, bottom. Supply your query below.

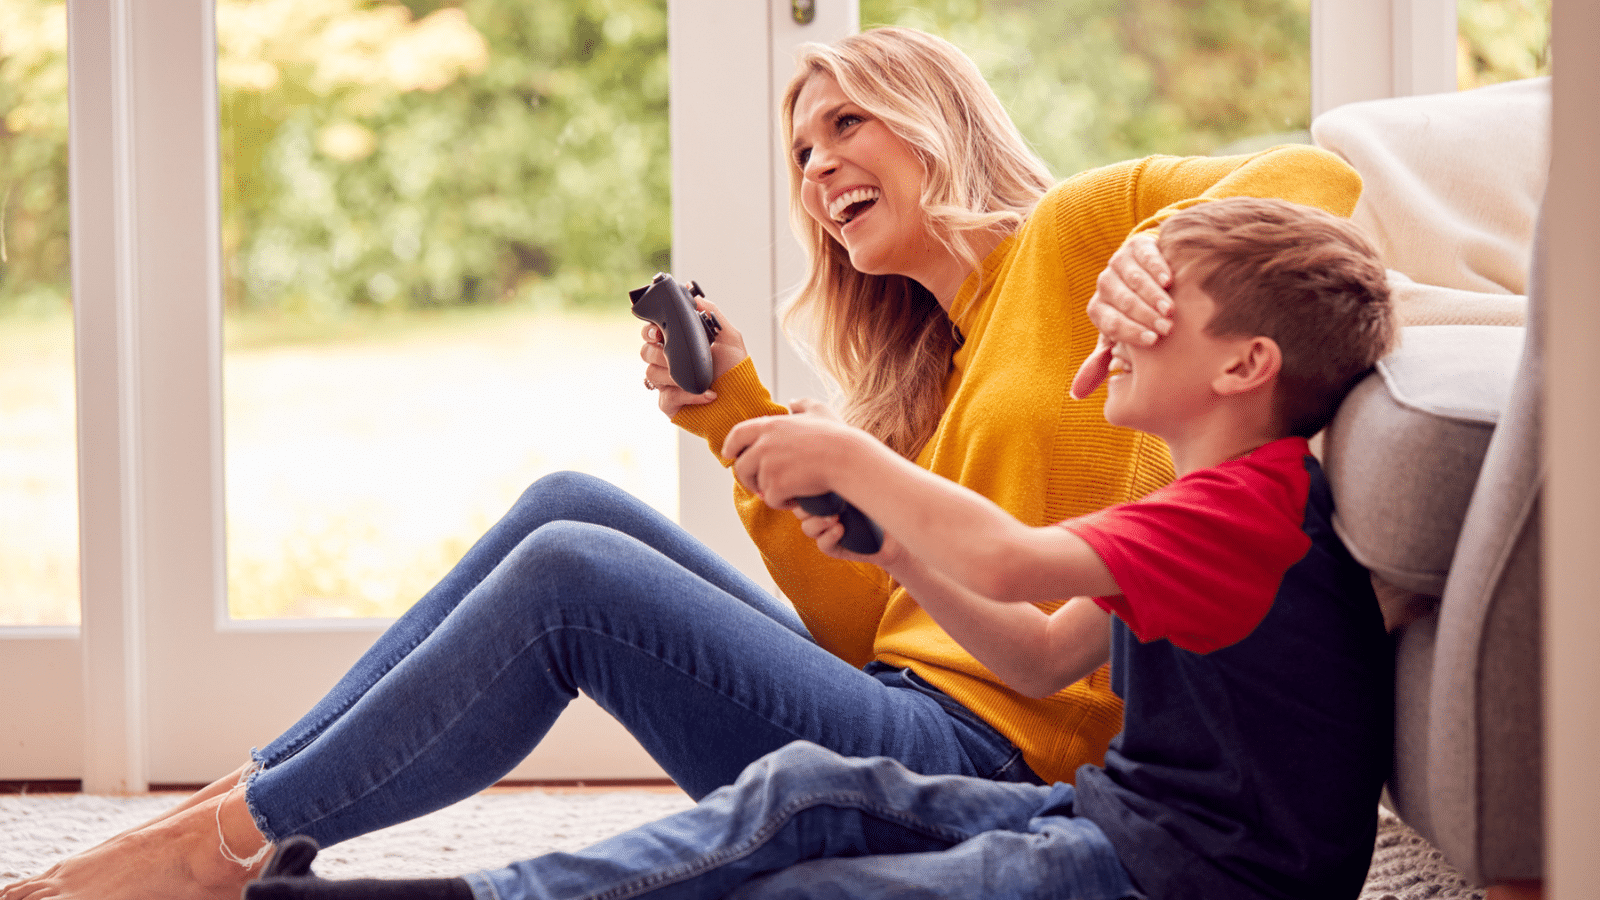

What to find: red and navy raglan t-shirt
left=1062, top=437, right=1393, bottom=900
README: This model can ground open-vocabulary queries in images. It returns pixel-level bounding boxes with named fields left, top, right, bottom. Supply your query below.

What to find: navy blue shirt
left=1065, top=439, right=1393, bottom=900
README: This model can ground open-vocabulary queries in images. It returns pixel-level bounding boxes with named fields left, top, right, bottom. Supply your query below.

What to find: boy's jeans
left=465, top=741, right=1138, bottom=900
left=245, top=472, right=1042, bottom=848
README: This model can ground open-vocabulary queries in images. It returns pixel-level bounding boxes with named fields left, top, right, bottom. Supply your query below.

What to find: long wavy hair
left=779, top=27, right=1054, bottom=459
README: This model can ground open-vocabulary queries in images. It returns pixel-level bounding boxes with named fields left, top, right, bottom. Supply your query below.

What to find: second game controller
left=629, top=272, right=722, bottom=395
left=795, top=492, right=885, bottom=556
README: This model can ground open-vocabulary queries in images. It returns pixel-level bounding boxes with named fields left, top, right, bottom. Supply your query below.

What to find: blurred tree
left=219, top=0, right=669, bottom=314
left=1458, top=0, right=1551, bottom=88
left=860, top=0, right=1314, bottom=178
left=0, top=0, right=70, bottom=315
left=0, top=0, right=1557, bottom=318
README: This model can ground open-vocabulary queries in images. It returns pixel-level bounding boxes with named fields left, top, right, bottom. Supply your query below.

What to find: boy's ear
left=1213, top=336, right=1281, bottom=397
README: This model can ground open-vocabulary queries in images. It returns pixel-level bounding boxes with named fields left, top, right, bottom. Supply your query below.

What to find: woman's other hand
left=641, top=296, right=749, bottom=417
left=796, top=505, right=901, bottom=566
left=1070, top=232, right=1175, bottom=400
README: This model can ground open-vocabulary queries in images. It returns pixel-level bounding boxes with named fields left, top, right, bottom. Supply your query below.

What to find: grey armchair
left=1317, top=80, right=1549, bottom=897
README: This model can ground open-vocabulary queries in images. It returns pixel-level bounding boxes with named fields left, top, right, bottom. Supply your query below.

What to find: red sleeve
left=1061, top=439, right=1314, bottom=653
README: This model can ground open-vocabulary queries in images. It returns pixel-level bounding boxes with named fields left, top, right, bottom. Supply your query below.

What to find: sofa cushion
left=1312, top=77, right=1548, bottom=329
left=1311, top=78, right=1548, bottom=296
left=1322, top=325, right=1523, bottom=596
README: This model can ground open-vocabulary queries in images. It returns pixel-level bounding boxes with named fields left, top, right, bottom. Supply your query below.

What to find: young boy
left=246, top=196, right=1397, bottom=900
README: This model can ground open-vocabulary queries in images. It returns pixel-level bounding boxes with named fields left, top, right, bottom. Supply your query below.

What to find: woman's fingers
left=641, top=327, right=716, bottom=416
left=796, top=508, right=848, bottom=558
left=1088, top=233, right=1174, bottom=348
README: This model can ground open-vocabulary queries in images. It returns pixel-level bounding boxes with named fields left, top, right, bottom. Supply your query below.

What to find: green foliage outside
left=217, top=0, right=670, bottom=318
left=861, top=0, right=1316, bottom=178
left=1458, top=0, right=1551, bottom=88
left=0, top=1, right=69, bottom=318
left=0, top=0, right=1554, bottom=322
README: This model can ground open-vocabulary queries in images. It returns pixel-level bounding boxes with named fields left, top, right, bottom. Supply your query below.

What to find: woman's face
left=789, top=74, right=962, bottom=301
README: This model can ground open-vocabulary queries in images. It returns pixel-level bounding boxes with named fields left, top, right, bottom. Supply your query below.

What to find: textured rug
left=0, top=791, right=1483, bottom=898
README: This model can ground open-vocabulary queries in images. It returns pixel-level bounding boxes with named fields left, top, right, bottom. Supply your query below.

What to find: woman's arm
left=1130, top=144, right=1363, bottom=229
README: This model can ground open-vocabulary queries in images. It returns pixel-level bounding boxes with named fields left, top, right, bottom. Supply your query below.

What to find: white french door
left=0, top=0, right=850, bottom=790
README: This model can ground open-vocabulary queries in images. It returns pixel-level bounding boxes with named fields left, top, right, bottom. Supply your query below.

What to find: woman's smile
left=828, top=186, right=881, bottom=225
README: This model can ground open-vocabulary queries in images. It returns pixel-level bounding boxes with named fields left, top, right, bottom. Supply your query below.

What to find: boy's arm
left=878, top=551, right=1112, bottom=699
left=723, top=402, right=1122, bottom=604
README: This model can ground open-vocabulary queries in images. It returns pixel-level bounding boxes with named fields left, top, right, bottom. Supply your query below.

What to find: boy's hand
left=1071, top=233, right=1175, bottom=399
left=722, top=399, right=862, bottom=507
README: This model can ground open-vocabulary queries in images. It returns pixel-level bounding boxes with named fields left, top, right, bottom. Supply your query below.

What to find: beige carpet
left=0, top=791, right=1483, bottom=897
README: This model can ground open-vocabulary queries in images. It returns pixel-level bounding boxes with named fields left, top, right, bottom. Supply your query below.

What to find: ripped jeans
left=243, top=472, right=1043, bottom=847
left=464, top=741, right=1139, bottom=900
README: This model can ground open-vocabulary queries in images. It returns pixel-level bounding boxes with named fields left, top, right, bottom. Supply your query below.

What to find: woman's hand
left=641, top=296, right=749, bottom=417
left=1071, top=232, right=1175, bottom=399
left=797, top=505, right=902, bottom=566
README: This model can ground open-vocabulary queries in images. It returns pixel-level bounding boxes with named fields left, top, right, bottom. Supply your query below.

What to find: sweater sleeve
left=671, top=357, right=891, bottom=668
left=1125, top=144, right=1363, bottom=235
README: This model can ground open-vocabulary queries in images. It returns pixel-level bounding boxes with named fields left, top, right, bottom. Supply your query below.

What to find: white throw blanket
left=1311, top=77, right=1550, bottom=327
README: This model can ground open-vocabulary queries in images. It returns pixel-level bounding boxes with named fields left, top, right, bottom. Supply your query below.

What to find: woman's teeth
left=829, top=187, right=880, bottom=224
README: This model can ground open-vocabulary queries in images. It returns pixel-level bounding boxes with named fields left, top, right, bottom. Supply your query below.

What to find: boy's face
left=1101, top=253, right=1252, bottom=443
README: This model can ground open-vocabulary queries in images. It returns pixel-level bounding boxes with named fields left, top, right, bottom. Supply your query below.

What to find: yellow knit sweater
left=673, top=146, right=1362, bottom=785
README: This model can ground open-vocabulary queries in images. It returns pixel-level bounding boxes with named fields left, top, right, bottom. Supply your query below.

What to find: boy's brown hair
left=1157, top=196, right=1396, bottom=438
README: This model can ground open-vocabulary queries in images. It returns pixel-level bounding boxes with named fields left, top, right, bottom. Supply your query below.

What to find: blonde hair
left=779, top=27, right=1054, bottom=458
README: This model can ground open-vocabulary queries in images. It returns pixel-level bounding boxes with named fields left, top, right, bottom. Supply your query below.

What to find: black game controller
left=796, top=492, right=885, bottom=556
left=629, top=273, right=722, bottom=395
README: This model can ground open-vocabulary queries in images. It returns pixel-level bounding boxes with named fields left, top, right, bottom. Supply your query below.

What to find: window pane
left=218, top=0, right=673, bottom=619
left=0, top=0, right=77, bottom=628
left=860, top=0, right=1313, bottom=174
left=1458, top=0, right=1551, bottom=88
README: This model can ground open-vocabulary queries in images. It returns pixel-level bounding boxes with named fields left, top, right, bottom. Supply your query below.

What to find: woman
left=1, top=26, right=1359, bottom=900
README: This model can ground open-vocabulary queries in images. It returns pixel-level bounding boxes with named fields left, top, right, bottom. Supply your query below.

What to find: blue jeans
left=245, top=472, right=1042, bottom=847
left=463, top=741, right=1138, bottom=900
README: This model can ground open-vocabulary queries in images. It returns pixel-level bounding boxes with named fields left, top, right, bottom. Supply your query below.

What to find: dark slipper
left=243, top=834, right=473, bottom=900
left=261, top=835, right=322, bottom=879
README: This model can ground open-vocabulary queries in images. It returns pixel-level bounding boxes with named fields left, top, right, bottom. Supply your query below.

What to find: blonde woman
left=2, top=26, right=1359, bottom=900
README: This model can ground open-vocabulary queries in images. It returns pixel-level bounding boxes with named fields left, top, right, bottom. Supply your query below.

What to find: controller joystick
left=795, top=492, right=885, bottom=556
left=629, top=273, right=722, bottom=395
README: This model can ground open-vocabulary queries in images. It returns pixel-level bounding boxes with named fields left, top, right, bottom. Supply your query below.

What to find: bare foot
left=2, top=762, right=257, bottom=898
left=0, top=788, right=269, bottom=900
left=117, top=762, right=257, bottom=838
